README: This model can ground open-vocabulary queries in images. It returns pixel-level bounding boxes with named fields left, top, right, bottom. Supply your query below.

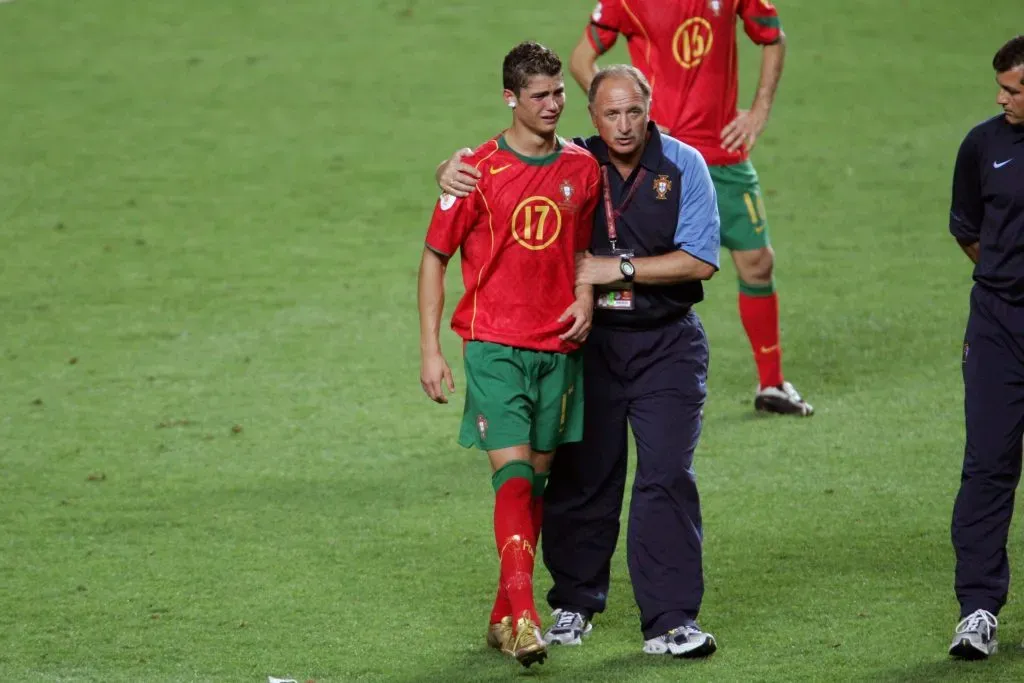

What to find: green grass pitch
left=1, top=0, right=1022, bottom=680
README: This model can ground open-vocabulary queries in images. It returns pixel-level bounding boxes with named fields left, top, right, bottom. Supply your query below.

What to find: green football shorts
left=459, top=341, right=584, bottom=453
left=709, top=160, right=771, bottom=252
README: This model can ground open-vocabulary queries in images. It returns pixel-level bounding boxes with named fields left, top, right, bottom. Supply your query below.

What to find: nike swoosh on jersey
left=994, top=159, right=1014, bottom=169
left=489, top=164, right=513, bottom=175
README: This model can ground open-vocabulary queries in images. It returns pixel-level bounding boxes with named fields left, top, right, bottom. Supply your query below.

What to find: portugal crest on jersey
left=653, top=174, right=672, bottom=200
left=560, top=179, right=574, bottom=201
left=708, top=0, right=721, bottom=15
left=558, top=179, right=575, bottom=208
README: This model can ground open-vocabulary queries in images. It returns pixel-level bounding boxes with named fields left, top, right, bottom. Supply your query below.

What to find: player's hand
left=437, top=148, right=480, bottom=198
left=420, top=351, right=455, bottom=404
left=575, top=253, right=621, bottom=286
left=558, top=295, right=594, bottom=343
left=720, top=108, right=769, bottom=153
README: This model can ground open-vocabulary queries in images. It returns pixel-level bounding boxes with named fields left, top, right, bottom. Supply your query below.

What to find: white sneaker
left=755, top=381, right=814, bottom=416
left=949, top=609, right=998, bottom=659
left=543, top=609, right=593, bottom=646
left=643, top=624, right=717, bottom=658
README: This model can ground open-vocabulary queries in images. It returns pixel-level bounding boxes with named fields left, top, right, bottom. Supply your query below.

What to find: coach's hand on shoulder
left=437, top=148, right=480, bottom=198
left=721, top=108, right=768, bottom=153
left=420, top=351, right=455, bottom=404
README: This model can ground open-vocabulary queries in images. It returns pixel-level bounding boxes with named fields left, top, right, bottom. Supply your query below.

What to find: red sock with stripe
left=489, top=469, right=547, bottom=625
left=738, top=281, right=783, bottom=389
left=492, top=460, right=540, bottom=628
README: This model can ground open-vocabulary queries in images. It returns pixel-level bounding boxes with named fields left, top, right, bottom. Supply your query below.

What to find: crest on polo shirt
left=653, top=174, right=672, bottom=200
left=708, top=0, right=721, bottom=16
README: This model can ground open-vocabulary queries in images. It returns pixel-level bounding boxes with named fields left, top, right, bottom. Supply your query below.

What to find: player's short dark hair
left=993, top=35, right=1024, bottom=79
left=588, top=64, right=652, bottom=107
left=502, top=41, right=562, bottom=94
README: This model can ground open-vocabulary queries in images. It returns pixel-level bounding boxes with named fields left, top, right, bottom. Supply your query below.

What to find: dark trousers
left=953, top=284, right=1024, bottom=617
left=543, top=311, right=708, bottom=639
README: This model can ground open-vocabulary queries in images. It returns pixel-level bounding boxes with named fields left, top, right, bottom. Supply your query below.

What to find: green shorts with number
left=458, top=341, right=584, bottom=453
left=709, top=160, right=771, bottom=252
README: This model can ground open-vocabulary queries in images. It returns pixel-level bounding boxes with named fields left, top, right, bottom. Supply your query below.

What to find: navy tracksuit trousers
left=953, top=284, right=1024, bottom=617
left=543, top=310, right=708, bottom=639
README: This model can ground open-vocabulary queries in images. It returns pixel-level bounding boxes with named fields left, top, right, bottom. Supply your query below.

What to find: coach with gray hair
left=439, top=63, right=722, bottom=657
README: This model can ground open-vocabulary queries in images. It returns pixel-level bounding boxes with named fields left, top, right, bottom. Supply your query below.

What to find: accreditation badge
left=593, top=248, right=635, bottom=311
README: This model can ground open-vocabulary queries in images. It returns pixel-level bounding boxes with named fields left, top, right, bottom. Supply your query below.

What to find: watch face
left=621, top=261, right=635, bottom=276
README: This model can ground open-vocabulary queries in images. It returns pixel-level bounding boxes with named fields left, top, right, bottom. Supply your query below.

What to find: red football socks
left=489, top=461, right=539, bottom=627
left=739, top=287, right=783, bottom=389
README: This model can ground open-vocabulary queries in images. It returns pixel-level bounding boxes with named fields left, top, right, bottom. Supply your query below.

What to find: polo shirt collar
left=1001, top=115, right=1024, bottom=142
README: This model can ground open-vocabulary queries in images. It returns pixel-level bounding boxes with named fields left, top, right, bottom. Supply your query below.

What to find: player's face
left=996, top=66, right=1024, bottom=125
left=589, top=78, right=649, bottom=158
left=508, top=75, right=565, bottom=135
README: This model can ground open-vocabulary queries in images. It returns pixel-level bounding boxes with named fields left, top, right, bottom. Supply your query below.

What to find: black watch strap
left=619, top=255, right=635, bottom=283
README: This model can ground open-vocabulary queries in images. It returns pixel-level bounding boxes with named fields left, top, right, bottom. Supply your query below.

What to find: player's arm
left=559, top=263, right=595, bottom=343
left=949, top=134, right=982, bottom=265
left=419, top=194, right=475, bottom=403
left=569, top=32, right=601, bottom=95
left=722, top=2, right=788, bottom=153
left=418, top=246, right=448, bottom=358
left=418, top=246, right=456, bottom=403
left=570, top=1, right=626, bottom=95
left=559, top=173, right=600, bottom=343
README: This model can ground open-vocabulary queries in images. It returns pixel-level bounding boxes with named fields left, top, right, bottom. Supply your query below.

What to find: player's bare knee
left=488, top=445, right=535, bottom=473
left=531, top=450, right=554, bottom=474
left=734, top=246, right=774, bottom=283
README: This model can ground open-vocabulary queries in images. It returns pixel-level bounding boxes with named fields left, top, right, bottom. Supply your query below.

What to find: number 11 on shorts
left=743, top=191, right=767, bottom=230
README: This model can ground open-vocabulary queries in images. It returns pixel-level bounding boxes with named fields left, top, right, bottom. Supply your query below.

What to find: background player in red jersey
left=570, top=0, right=813, bottom=416
left=417, top=41, right=600, bottom=668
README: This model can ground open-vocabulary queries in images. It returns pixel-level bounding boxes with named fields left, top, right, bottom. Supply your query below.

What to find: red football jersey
left=586, top=0, right=782, bottom=166
left=425, top=135, right=600, bottom=353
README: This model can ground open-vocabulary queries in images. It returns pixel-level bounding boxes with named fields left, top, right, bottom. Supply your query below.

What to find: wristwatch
left=619, top=254, right=636, bottom=283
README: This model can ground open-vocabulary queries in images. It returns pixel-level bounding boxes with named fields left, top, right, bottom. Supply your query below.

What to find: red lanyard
left=600, top=165, right=646, bottom=250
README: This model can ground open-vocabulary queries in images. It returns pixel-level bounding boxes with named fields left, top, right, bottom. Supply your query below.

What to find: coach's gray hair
left=587, top=64, right=652, bottom=107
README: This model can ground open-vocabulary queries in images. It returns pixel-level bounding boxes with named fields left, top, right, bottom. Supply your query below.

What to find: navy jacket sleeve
left=949, top=132, right=983, bottom=245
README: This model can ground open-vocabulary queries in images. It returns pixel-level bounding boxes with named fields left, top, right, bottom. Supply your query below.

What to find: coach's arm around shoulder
left=436, top=149, right=479, bottom=198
